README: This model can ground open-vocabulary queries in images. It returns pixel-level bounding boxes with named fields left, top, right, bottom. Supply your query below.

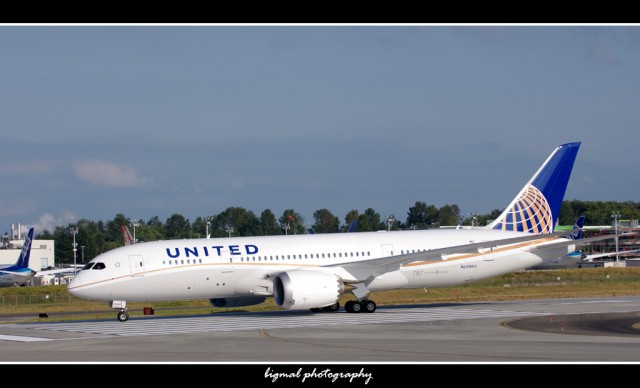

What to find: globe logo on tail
left=492, top=185, right=554, bottom=234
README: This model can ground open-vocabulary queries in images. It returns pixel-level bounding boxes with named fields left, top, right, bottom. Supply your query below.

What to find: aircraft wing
left=34, top=268, right=78, bottom=277
left=583, top=248, right=640, bottom=261
left=326, top=232, right=616, bottom=282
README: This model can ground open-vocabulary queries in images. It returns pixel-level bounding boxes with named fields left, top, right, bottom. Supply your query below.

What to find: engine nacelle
left=209, top=296, right=266, bottom=308
left=273, top=270, right=341, bottom=310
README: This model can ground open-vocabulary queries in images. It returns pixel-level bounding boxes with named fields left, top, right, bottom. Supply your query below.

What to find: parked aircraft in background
left=529, top=216, right=585, bottom=270
left=122, top=226, right=135, bottom=246
left=0, top=227, right=86, bottom=287
left=581, top=248, right=640, bottom=262
left=529, top=216, right=638, bottom=268
left=0, top=227, right=36, bottom=287
left=69, top=142, right=616, bottom=321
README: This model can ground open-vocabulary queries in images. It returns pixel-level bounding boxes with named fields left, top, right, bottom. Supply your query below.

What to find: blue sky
left=1, top=25, right=638, bottom=233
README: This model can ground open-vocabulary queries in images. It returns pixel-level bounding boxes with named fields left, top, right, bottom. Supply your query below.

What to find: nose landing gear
left=117, top=309, right=129, bottom=322
left=111, top=300, right=129, bottom=322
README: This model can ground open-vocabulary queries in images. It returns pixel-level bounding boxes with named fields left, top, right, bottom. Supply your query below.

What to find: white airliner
left=68, top=142, right=615, bottom=321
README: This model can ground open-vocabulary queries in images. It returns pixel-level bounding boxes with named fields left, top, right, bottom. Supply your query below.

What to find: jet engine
left=209, top=296, right=266, bottom=308
left=273, top=270, right=342, bottom=310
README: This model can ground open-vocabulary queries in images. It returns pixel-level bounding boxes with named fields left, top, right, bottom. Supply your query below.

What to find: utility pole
left=385, top=214, right=395, bottom=231
left=467, top=212, right=478, bottom=228
left=611, top=211, right=621, bottom=263
left=69, top=227, right=78, bottom=275
left=129, top=219, right=139, bottom=244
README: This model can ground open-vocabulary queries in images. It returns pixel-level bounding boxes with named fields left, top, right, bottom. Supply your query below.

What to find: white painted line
left=0, top=334, right=54, bottom=342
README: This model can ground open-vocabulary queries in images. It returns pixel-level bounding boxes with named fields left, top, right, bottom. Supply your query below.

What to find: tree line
left=34, top=200, right=639, bottom=265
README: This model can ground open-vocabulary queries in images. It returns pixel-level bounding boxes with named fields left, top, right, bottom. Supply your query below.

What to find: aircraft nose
left=67, top=275, right=83, bottom=296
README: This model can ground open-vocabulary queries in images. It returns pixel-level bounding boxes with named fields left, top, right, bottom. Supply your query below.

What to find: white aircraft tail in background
left=69, top=142, right=617, bottom=321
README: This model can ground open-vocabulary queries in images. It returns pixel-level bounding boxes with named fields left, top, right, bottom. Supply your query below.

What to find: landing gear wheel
left=117, top=310, right=129, bottom=322
left=362, top=300, right=377, bottom=313
left=351, top=301, right=362, bottom=313
left=323, top=302, right=340, bottom=312
left=344, top=300, right=355, bottom=313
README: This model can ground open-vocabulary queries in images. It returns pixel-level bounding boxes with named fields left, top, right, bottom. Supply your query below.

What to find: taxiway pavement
left=0, top=296, right=638, bottom=363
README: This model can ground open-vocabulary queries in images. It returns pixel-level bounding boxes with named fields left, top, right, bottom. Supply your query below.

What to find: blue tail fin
left=568, top=215, right=585, bottom=240
left=489, top=142, right=581, bottom=234
left=16, top=227, right=34, bottom=268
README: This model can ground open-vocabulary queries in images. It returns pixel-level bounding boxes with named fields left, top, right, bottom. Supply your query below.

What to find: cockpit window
left=92, top=262, right=106, bottom=270
left=82, top=263, right=95, bottom=270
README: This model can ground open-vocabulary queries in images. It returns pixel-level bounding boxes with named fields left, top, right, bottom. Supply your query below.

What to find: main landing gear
left=309, top=299, right=377, bottom=313
left=344, top=299, right=376, bottom=313
left=345, top=282, right=376, bottom=313
left=308, top=283, right=377, bottom=313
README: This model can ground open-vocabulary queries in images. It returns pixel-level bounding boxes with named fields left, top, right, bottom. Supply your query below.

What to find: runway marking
left=0, top=334, right=53, bottom=342
left=1, top=307, right=549, bottom=342
left=553, top=300, right=627, bottom=305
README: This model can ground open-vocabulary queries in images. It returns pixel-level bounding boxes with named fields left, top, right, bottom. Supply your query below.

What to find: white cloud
left=73, top=160, right=149, bottom=188
left=34, top=212, right=78, bottom=234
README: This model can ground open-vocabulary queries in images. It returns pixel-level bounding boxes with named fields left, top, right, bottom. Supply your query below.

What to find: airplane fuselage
left=68, top=229, right=565, bottom=302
